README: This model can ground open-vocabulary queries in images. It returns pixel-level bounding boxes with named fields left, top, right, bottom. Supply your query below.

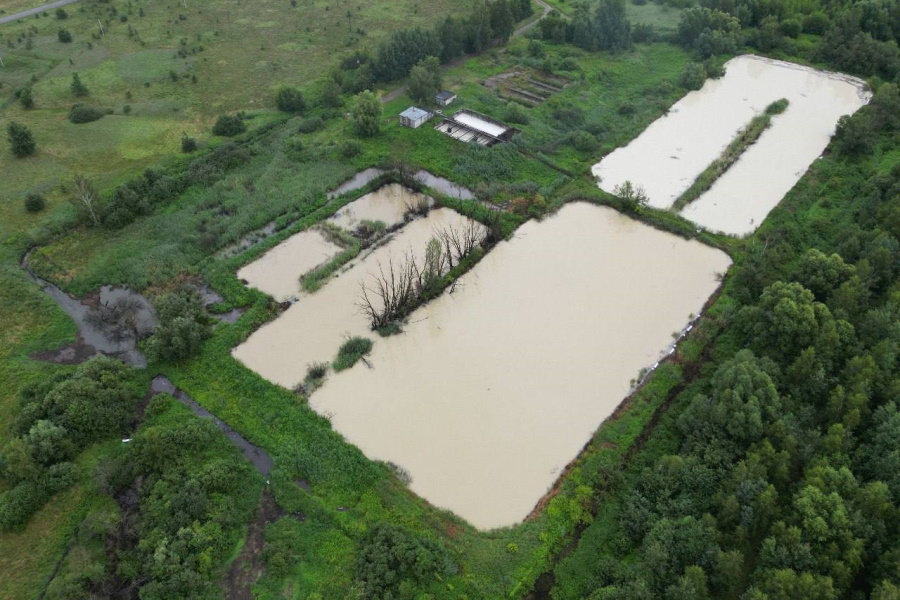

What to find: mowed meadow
left=0, top=0, right=472, bottom=213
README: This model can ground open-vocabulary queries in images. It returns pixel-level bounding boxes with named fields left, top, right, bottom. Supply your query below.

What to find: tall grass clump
left=333, top=337, right=374, bottom=371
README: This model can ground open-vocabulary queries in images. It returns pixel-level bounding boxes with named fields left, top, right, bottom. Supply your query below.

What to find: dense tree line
left=536, top=0, right=634, bottom=51
left=330, top=0, right=532, bottom=92
left=0, top=359, right=143, bottom=531
left=550, top=77, right=900, bottom=600
left=42, top=395, right=260, bottom=599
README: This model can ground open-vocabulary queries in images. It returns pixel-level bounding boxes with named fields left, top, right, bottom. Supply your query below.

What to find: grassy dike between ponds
left=671, top=98, right=789, bottom=212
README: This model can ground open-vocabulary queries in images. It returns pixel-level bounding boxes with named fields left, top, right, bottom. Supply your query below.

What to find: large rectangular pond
left=593, top=55, right=868, bottom=236
left=235, top=202, right=731, bottom=529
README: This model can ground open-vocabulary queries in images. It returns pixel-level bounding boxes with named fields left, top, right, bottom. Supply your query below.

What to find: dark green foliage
left=122, top=398, right=260, bottom=599
left=354, top=524, right=456, bottom=597
left=55, top=7, right=68, bottom=19
left=677, top=8, right=740, bottom=58
left=453, top=143, right=519, bottom=181
left=68, top=103, right=105, bottom=124
left=679, top=62, right=707, bottom=90
left=333, top=336, right=373, bottom=371
left=18, top=87, right=34, bottom=109
left=351, top=90, right=381, bottom=137
left=0, top=359, right=141, bottom=530
left=802, top=12, right=830, bottom=35
left=372, top=27, right=442, bottom=82
left=504, top=101, right=529, bottom=124
left=212, top=114, right=246, bottom=137
left=407, top=56, right=442, bottom=104
left=568, top=0, right=632, bottom=52
left=339, top=139, right=362, bottom=158
left=7, top=121, right=36, bottom=157
left=24, top=193, right=45, bottom=213
left=570, top=130, right=599, bottom=152
left=58, top=28, right=72, bottom=43
left=146, top=288, right=212, bottom=364
left=70, top=72, right=89, bottom=97
left=181, top=134, right=197, bottom=153
left=275, top=86, right=306, bottom=113
left=297, top=116, right=323, bottom=134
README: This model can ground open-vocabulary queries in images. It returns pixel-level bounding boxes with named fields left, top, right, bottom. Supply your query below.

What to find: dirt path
left=223, top=488, right=285, bottom=600
left=514, top=0, right=553, bottom=38
left=0, top=0, right=81, bottom=25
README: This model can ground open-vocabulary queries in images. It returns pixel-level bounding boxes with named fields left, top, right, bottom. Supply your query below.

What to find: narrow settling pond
left=237, top=184, right=434, bottom=301
left=593, top=55, right=868, bottom=235
left=235, top=202, right=730, bottom=529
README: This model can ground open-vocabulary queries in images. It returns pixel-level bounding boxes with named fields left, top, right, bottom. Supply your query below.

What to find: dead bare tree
left=434, top=220, right=487, bottom=268
left=402, top=194, right=431, bottom=219
left=71, top=173, right=101, bottom=226
left=358, top=254, right=418, bottom=328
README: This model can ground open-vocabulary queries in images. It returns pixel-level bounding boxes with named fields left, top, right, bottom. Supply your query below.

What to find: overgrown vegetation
left=332, top=336, right=374, bottom=371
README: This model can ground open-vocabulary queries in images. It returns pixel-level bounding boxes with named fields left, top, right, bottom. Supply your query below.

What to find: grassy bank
left=671, top=98, right=790, bottom=211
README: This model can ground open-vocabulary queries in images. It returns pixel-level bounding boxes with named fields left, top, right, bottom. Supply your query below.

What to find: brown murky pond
left=593, top=55, right=868, bottom=236
left=233, top=207, right=474, bottom=382
left=234, top=202, right=730, bottom=529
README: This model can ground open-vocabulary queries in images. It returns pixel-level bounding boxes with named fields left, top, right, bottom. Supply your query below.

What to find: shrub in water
left=333, top=337, right=373, bottom=371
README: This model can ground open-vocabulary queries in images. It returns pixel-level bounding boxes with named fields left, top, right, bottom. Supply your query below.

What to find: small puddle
left=23, top=250, right=156, bottom=368
left=150, top=376, right=274, bottom=477
left=327, top=167, right=386, bottom=200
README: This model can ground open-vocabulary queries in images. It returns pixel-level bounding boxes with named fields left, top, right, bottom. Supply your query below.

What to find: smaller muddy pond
left=593, top=55, right=869, bottom=235
left=233, top=206, right=476, bottom=385
left=238, top=184, right=436, bottom=302
left=328, top=183, right=431, bottom=231
left=235, top=202, right=731, bottom=529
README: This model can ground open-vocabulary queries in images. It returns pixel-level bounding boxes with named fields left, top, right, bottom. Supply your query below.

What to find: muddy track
left=223, top=488, right=286, bottom=600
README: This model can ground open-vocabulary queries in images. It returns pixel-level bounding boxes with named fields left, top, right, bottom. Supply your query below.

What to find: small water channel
left=150, top=376, right=274, bottom=476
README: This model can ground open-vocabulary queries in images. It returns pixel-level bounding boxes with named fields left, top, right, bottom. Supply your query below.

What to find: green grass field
left=0, top=0, right=472, bottom=217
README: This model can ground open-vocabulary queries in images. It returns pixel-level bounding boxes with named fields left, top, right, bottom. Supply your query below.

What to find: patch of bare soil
left=30, top=335, right=97, bottom=364
left=223, top=488, right=285, bottom=600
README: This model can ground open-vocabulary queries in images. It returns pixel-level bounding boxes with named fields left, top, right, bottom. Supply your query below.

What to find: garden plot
left=483, top=69, right=570, bottom=107
left=593, top=55, right=869, bottom=235
left=241, top=202, right=730, bottom=529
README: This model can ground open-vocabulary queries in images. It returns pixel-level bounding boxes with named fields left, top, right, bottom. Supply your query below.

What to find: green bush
left=333, top=337, right=374, bottom=371
left=57, top=28, right=72, bottom=43
left=181, top=134, right=198, bottom=153
left=570, top=130, right=599, bottom=153
left=7, top=121, right=36, bottom=157
left=504, top=101, right=530, bottom=124
left=679, top=62, right=707, bottom=90
left=339, top=139, right=362, bottom=158
left=17, top=87, right=34, bottom=109
left=24, top=193, right=45, bottom=213
left=146, top=288, right=212, bottom=364
left=779, top=18, right=801, bottom=38
left=212, top=114, right=246, bottom=137
left=297, top=116, right=323, bottom=133
left=68, top=104, right=105, bottom=124
left=275, top=86, right=306, bottom=113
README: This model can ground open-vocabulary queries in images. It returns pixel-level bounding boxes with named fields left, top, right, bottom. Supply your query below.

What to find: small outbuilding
left=435, top=90, right=457, bottom=107
left=399, top=106, right=431, bottom=129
